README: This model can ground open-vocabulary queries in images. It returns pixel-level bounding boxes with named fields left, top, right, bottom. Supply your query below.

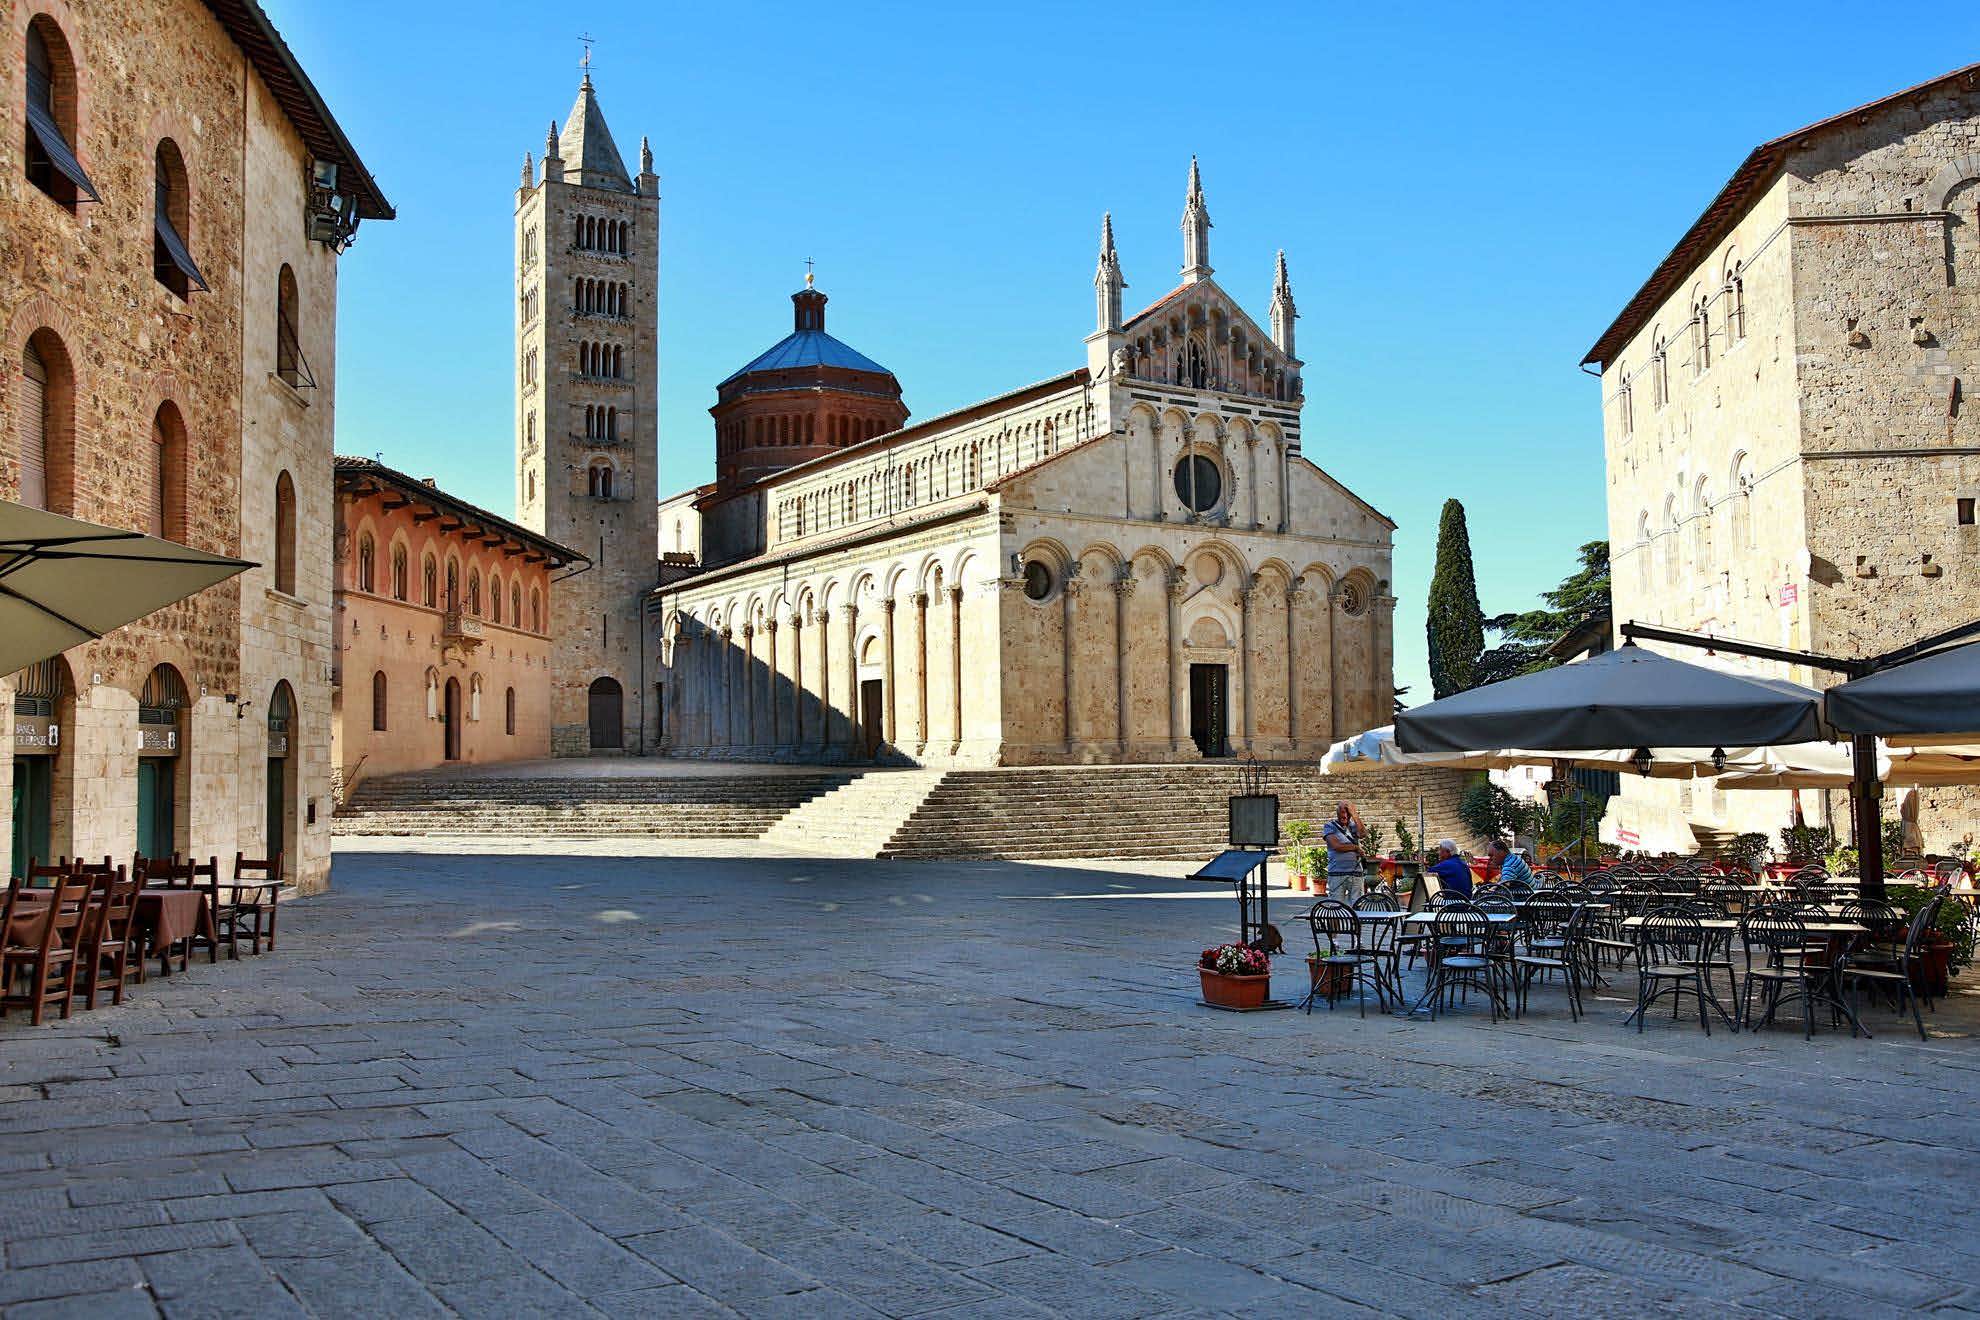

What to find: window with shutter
left=144, top=415, right=166, bottom=536
left=17, top=342, right=47, bottom=508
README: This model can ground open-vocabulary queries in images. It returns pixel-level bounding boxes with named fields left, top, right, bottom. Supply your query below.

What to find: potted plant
left=1722, top=831, right=1769, bottom=876
left=1776, top=824, right=1837, bottom=875
left=1894, top=888, right=1974, bottom=998
left=1199, top=943, right=1272, bottom=1010
left=1306, top=944, right=1352, bottom=1002
left=1284, top=820, right=1314, bottom=892
left=1391, top=820, right=1423, bottom=883
left=1823, top=845, right=1859, bottom=878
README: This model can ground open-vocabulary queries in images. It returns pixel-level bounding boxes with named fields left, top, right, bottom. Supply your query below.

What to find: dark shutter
left=154, top=213, right=209, bottom=292
left=24, top=98, right=100, bottom=203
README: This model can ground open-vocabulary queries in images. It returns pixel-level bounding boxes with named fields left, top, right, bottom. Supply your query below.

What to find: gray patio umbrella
left=1395, top=643, right=1826, bottom=754
left=0, top=500, right=253, bottom=678
left=1827, top=640, right=1980, bottom=741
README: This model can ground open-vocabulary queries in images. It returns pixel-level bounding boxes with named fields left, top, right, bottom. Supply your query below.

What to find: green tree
left=1475, top=540, right=1612, bottom=685
left=1426, top=499, right=1485, bottom=698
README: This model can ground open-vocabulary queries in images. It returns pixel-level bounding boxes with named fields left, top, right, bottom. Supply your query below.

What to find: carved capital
left=881, top=597, right=897, bottom=615
left=741, top=624, right=753, bottom=640
left=1113, top=572, right=1138, bottom=598
left=946, top=585, right=963, bottom=604
left=910, top=591, right=929, bottom=609
left=787, top=613, right=804, bottom=630
left=720, top=627, right=733, bottom=641
left=1168, top=567, right=1189, bottom=598
left=765, top=620, right=778, bottom=635
left=815, top=606, right=833, bottom=625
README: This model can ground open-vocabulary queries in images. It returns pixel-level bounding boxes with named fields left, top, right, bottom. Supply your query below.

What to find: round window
left=1173, top=455, right=1222, bottom=513
left=1022, top=560, right=1054, bottom=601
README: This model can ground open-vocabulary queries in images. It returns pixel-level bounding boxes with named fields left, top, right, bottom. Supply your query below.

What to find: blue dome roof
left=720, top=329, right=892, bottom=384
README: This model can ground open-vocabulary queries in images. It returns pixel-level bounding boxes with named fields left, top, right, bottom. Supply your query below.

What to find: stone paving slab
left=2, top=844, right=1978, bottom=1317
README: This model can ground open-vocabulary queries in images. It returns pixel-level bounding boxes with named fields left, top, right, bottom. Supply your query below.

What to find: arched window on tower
left=356, top=533, right=375, bottom=592
left=391, top=545, right=407, bottom=600
left=371, top=670, right=388, bottom=731
left=24, top=18, right=96, bottom=209
left=153, top=139, right=204, bottom=299
left=588, top=459, right=614, bottom=499
left=276, top=264, right=311, bottom=388
left=274, top=470, right=296, bottom=595
left=147, top=402, right=186, bottom=541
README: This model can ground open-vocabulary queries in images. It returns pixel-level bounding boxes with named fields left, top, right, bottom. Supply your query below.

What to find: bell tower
left=515, top=71, right=661, bottom=753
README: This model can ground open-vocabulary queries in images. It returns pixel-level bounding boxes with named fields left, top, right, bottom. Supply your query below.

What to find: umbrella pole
left=1851, top=733, right=1885, bottom=901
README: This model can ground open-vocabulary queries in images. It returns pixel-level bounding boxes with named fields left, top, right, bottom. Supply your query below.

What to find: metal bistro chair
left=1417, top=903, right=1507, bottom=1022
left=1352, top=888, right=1404, bottom=1002
left=1738, top=906, right=1828, bottom=1039
left=1840, top=895, right=1944, bottom=1042
left=1513, top=902, right=1592, bottom=1021
left=1631, top=909, right=1726, bottom=1035
left=1302, top=899, right=1386, bottom=1017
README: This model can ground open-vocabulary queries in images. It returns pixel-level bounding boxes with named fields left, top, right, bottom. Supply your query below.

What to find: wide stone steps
left=334, top=772, right=853, bottom=839
left=759, top=769, right=949, bottom=857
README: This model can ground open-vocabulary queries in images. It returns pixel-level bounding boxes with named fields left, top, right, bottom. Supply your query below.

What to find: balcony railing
left=442, top=610, right=484, bottom=643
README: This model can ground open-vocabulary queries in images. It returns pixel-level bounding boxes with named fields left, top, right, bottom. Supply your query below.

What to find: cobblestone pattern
left=2, top=846, right=1978, bottom=1317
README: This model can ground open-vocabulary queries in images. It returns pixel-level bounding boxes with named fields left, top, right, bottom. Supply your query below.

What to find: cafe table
left=1621, top=914, right=1868, bottom=1034
left=136, top=886, right=214, bottom=975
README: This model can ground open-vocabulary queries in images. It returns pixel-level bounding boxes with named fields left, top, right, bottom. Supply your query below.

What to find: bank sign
left=139, top=727, right=178, bottom=754
left=14, top=716, right=59, bottom=752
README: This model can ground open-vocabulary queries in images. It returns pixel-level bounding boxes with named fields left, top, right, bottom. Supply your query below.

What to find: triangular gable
left=1123, top=276, right=1279, bottom=353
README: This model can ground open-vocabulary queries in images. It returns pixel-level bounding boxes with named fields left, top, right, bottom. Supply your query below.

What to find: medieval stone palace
left=649, top=162, right=1397, bottom=765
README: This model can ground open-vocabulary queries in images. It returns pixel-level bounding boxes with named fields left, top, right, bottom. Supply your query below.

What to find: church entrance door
left=860, top=679, right=884, bottom=759
left=443, top=678, right=463, bottom=762
left=588, top=677, right=624, bottom=750
left=1189, top=664, right=1229, bottom=758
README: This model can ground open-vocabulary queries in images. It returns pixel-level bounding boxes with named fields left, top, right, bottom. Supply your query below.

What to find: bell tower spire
left=1094, top=212, right=1125, bottom=333
left=1181, top=156, right=1212, bottom=283
left=1270, top=249, right=1296, bottom=357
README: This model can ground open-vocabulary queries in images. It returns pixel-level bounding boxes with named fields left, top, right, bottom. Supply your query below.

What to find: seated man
left=1427, top=838, right=1474, bottom=899
left=1489, top=839, right=1532, bottom=888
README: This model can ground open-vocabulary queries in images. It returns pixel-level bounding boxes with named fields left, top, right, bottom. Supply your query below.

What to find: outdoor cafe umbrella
left=1322, top=724, right=1714, bottom=779
left=1394, top=643, right=1826, bottom=755
left=1827, top=639, right=1980, bottom=743
left=0, top=499, right=253, bottom=677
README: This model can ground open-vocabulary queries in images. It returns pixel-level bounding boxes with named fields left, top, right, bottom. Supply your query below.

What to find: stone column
left=1245, top=431, right=1260, bottom=529
left=1166, top=567, right=1185, bottom=753
left=1061, top=568, right=1082, bottom=753
left=765, top=620, right=779, bottom=748
left=1150, top=416, right=1165, bottom=520
left=1237, top=582, right=1254, bottom=754
left=1373, top=594, right=1397, bottom=732
left=669, top=637, right=687, bottom=749
left=1285, top=579, right=1307, bottom=751
left=1278, top=436, right=1291, bottom=533
left=789, top=610, right=805, bottom=749
left=815, top=606, right=833, bottom=756
left=719, top=628, right=735, bottom=750
left=911, top=591, right=929, bottom=757
left=843, top=605, right=861, bottom=758
left=1329, top=589, right=1344, bottom=741
left=1113, top=569, right=1135, bottom=754
left=947, top=585, right=964, bottom=756
left=881, top=598, right=897, bottom=750
left=736, top=621, right=748, bottom=748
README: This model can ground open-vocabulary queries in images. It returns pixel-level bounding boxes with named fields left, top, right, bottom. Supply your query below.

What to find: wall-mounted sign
left=14, top=717, right=58, bottom=753
left=1778, top=583, right=1799, bottom=608
left=1616, top=828, right=1641, bottom=848
left=138, top=727, right=178, bottom=755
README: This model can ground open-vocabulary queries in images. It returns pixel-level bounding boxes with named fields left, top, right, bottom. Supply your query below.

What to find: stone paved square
left=4, top=843, right=1979, bottom=1317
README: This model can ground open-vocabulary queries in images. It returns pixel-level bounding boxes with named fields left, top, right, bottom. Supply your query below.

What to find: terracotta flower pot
left=1199, top=968, right=1271, bottom=1010
left=1913, top=931, right=1954, bottom=999
left=1307, top=957, right=1352, bottom=1001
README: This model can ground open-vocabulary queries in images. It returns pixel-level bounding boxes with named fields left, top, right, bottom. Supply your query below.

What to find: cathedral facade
left=514, top=77, right=660, bottom=754
left=652, top=164, right=1397, bottom=765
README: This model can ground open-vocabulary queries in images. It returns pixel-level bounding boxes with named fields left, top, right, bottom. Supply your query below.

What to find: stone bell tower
left=514, top=71, right=661, bottom=753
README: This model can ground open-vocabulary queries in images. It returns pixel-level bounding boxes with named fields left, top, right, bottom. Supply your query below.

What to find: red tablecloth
left=136, top=888, right=204, bottom=950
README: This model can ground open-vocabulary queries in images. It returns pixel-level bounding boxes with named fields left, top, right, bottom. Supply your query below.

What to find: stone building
left=1585, top=63, right=1980, bottom=854
left=330, top=458, right=581, bottom=788
left=653, top=164, right=1397, bottom=765
left=2, top=0, right=390, bottom=891
left=512, top=74, right=660, bottom=756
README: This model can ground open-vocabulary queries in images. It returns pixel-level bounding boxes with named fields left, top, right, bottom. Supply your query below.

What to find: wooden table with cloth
left=136, top=887, right=213, bottom=975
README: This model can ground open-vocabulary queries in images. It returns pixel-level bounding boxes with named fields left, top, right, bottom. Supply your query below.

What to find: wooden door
left=860, top=679, right=884, bottom=759
left=588, top=678, right=623, bottom=750
left=1189, top=664, right=1229, bottom=758
left=444, top=678, right=462, bottom=761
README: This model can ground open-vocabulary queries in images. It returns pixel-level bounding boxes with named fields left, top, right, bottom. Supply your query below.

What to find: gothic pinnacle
left=545, top=121, right=559, bottom=158
left=640, top=135, right=654, bottom=175
left=521, top=151, right=534, bottom=188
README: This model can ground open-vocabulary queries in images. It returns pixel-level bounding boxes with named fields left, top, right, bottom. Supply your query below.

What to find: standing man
left=1489, top=839, right=1532, bottom=888
left=1320, top=801, right=1366, bottom=903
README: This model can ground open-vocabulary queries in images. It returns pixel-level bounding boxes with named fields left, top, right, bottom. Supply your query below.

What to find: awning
left=1827, top=640, right=1980, bottom=742
left=25, top=98, right=100, bottom=203
left=1395, top=643, right=1826, bottom=754
left=1322, top=725, right=1709, bottom=779
left=154, top=213, right=208, bottom=292
left=0, top=500, right=251, bottom=678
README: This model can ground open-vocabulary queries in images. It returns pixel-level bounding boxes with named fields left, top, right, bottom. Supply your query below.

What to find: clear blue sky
left=274, top=1, right=1978, bottom=707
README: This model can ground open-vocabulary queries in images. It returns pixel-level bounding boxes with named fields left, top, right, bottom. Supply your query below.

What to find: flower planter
left=1377, top=857, right=1401, bottom=883
left=1199, top=968, right=1272, bottom=1011
left=1307, top=957, right=1353, bottom=1001
left=1292, top=872, right=1310, bottom=893
left=1913, top=931, right=1954, bottom=999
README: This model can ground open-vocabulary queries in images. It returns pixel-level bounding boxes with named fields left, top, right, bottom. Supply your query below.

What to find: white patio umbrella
left=1322, top=725, right=1728, bottom=780
left=0, top=500, right=252, bottom=678
left=1710, top=739, right=1980, bottom=789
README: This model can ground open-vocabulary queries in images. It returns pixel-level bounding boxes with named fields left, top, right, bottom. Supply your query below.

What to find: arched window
left=467, top=567, right=481, bottom=616
left=152, top=139, right=203, bottom=298
left=445, top=558, right=459, bottom=611
left=24, top=18, right=95, bottom=208
left=391, top=545, right=407, bottom=600
left=588, top=459, right=614, bottom=499
left=1692, top=477, right=1713, bottom=564
left=273, top=470, right=296, bottom=595
left=275, top=264, right=311, bottom=388
left=1692, top=294, right=1710, bottom=375
left=525, top=412, right=536, bottom=450
left=505, top=686, right=517, bottom=736
left=489, top=574, right=503, bottom=624
left=18, top=331, right=74, bottom=513
left=1651, top=330, right=1669, bottom=407
left=469, top=673, right=483, bottom=722
left=1727, top=262, right=1746, bottom=343
left=510, top=583, right=521, bottom=625
left=531, top=587, right=543, bottom=632
left=146, top=402, right=186, bottom=541
left=356, top=533, right=375, bottom=592
left=1663, top=495, right=1681, bottom=586
left=422, top=554, right=437, bottom=608
left=1617, top=365, right=1634, bottom=437
left=371, top=670, right=388, bottom=731
left=1731, top=453, right=1755, bottom=552
left=1636, top=510, right=1652, bottom=594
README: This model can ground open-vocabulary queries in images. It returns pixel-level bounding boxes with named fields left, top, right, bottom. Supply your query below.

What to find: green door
left=10, top=757, right=52, bottom=877
left=266, top=757, right=286, bottom=862
left=136, top=758, right=175, bottom=860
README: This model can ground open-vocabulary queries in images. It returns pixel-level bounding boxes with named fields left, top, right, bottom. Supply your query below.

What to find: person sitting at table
left=1428, top=839, right=1473, bottom=899
left=1489, top=839, right=1531, bottom=888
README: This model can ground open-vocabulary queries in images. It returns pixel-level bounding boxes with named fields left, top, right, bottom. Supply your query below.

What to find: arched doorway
left=588, top=676, right=623, bottom=750
left=266, top=682, right=294, bottom=870
left=443, top=677, right=462, bottom=761
left=137, top=664, right=188, bottom=859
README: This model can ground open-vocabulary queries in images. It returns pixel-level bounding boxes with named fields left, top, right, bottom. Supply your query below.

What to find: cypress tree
left=1426, top=498, right=1485, bottom=698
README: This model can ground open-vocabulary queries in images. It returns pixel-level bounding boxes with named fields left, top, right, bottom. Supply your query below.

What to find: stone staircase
left=333, top=770, right=854, bottom=839
left=758, top=769, right=949, bottom=857
left=873, top=763, right=1475, bottom=863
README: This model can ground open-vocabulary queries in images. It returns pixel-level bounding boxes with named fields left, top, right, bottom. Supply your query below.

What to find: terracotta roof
left=1582, top=62, right=1980, bottom=369
left=200, top=0, right=393, bottom=220
left=333, top=457, right=584, bottom=566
